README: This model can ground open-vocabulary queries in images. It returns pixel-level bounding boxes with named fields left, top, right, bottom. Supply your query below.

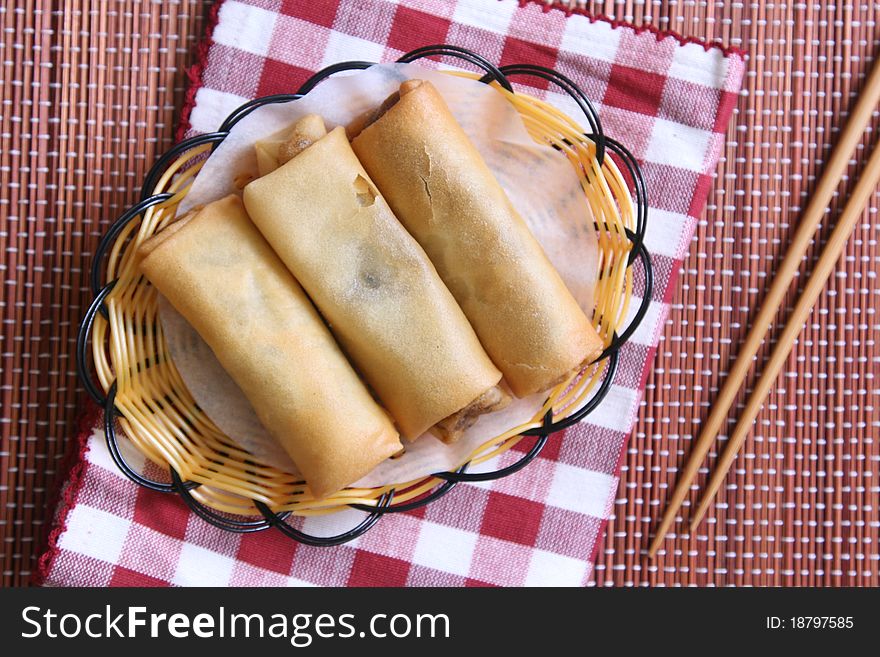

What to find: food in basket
left=244, top=116, right=509, bottom=442
left=351, top=80, right=604, bottom=397
left=137, top=194, right=402, bottom=498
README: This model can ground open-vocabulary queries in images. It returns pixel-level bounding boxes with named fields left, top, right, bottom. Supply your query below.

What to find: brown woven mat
left=1, top=1, right=877, bottom=587
left=0, top=0, right=209, bottom=586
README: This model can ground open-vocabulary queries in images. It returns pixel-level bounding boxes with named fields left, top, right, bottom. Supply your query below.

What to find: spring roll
left=243, top=121, right=508, bottom=441
left=350, top=80, right=604, bottom=398
left=137, top=194, right=401, bottom=498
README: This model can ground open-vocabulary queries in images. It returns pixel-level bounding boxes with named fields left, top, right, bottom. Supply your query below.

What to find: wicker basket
left=77, top=46, right=652, bottom=545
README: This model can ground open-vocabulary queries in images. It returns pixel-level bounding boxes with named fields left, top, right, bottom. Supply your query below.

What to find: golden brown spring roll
left=137, top=194, right=401, bottom=498
left=351, top=80, right=604, bottom=398
left=243, top=123, right=507, bottom=441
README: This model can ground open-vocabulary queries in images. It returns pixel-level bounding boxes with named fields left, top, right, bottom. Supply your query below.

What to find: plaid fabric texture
left=40, top=0, right=744, bottom=587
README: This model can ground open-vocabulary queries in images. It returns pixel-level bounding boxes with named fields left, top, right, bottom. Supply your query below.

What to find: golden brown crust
left=136, top=208, right=199, bottom=260
left=137, top=194, right=401, bottom=498
left=244, top=127, right=504, bottom=440
left=351, top=80, right=604, bottom=397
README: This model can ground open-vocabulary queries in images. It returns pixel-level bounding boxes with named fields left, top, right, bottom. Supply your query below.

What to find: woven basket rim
left=77, top=47, right=652, bottom=545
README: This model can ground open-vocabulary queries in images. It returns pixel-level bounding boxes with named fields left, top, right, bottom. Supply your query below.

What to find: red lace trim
left=175, top=0, right=225, bottom=142
left=32, top=404, right=102, bottom=586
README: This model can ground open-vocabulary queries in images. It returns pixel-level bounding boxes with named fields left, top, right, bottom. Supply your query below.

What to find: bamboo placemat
left=590, top=1, right=880, bottom=586
left=1, top=1, right=877, bottom=587
left=0, top=0, right=209, bottom=586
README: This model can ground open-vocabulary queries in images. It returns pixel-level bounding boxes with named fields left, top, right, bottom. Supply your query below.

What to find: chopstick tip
left=689, top=508, right=708, bottom=532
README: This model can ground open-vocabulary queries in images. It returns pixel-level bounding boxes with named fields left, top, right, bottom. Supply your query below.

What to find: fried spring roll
left=243, top=122, right=508, bottom=441
left=138, top=194, right=401, bottom=498
left=350, top=80, right=604, bottom=397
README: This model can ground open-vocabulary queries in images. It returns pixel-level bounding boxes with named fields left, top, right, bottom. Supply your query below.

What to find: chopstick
left=647, top=56, right=880, bottom=559
left=686, top=140, right=880, bottom=529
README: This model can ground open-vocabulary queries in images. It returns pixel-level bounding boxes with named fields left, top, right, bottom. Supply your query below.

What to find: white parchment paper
left=163, top=63, right=597, bottom=486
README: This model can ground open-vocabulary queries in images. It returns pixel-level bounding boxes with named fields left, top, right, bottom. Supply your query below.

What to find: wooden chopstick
left=647, top=56, right=880, bottom=559
left=687, top=140, right=880, bottom=529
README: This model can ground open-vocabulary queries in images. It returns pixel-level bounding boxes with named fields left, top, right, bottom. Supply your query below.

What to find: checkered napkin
left=38, top=0, right=744, bottom=587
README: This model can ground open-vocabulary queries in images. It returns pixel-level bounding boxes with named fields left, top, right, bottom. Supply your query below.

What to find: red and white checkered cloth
left=38, top=0, right=744, bottom=587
